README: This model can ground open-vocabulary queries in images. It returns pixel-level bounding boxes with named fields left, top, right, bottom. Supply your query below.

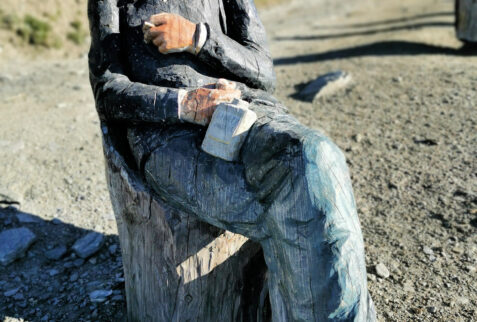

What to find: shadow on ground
left=276, top=22, right=454, bottom=42
left=0, top=206, right=126, bottom=321
left=312, top=11, right=453, bottom=30
left=274, top=40, right=476, bottom=66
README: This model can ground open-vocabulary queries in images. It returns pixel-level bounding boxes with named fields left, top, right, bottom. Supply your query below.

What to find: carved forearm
left=92, top=71, right=181, bottom=123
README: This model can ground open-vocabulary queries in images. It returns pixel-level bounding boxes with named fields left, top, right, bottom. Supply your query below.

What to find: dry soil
left=0, top=0, right=476, bottom=321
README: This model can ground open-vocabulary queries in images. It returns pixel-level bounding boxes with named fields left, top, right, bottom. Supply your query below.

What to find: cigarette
left=144, top=21, right=155, bottom=29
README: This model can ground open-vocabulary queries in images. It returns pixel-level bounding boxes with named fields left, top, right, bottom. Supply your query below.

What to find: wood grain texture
left=456, top=0, right=477, bottom=42
left=101, top=125, right=270, bottom=322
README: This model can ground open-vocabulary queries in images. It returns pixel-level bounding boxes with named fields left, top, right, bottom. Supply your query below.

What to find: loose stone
left=299, top=70, right=352, bottom=102
left=45, top=245, right=68, bottom=260
left=4, top=287, right=20, bottom=297
left=72, top=232, right=105, bottom=258
left=16, top=212, right=43, bottom=224
left=422, top=246, right=433, bottom=255
left=375, top=263, right=390, bottom=279
left=89, top=290, right=113, bottom=303
left=108, top=244, right=118, bottom=255
left=0, top=227, right=37, bottom=265
left=69, top=273, right=79, bottom=282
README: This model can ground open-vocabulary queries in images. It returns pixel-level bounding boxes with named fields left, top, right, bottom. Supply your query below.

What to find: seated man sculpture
left=88, top=0, right=376, bottom=320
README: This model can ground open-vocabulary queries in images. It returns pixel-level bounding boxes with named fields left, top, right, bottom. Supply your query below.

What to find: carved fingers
left=180, top=87, right=242, bottom=126
left=216, top=78, right=237, bottom=90
left=143, top=13, right=197, bottom=54
left=202, top=79, right=238, bottom=90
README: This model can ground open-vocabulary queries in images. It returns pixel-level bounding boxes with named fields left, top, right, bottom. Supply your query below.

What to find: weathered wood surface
left=101, top=125, right=269, bottom=322
left=456, top=0, right=477, bottom=42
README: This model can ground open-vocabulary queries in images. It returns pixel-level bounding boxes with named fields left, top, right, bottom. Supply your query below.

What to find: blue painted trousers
left=128, top=91, right=376, bottom=322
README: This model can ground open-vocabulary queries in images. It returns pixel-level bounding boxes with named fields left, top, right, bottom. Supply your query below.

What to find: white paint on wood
left=201, top=99, right=257, bottom=162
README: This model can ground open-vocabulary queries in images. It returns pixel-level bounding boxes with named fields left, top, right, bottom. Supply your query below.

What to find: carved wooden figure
left=456, top=0, right=477, bottom=43
left=88, top=0, right=376, bottom=320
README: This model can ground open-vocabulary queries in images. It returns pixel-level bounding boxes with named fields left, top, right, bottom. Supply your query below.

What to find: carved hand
left=180, top=79, right=241, bottom=126
left=143, top=13, right=197, bottom=54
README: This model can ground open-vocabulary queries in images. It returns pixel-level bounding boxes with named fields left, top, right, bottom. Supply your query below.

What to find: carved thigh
left=139, top=126, right=269, bottom=240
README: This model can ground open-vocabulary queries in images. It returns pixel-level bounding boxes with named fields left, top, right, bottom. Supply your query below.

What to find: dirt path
left=1, top=0, right=476, bottom=320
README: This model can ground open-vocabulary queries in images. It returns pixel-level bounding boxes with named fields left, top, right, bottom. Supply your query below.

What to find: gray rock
left=89, top=290, right=113, bottom=303
left=423, top=246, right=434, bottom=255
left=16, top=212, right=43, bottom=224
left=45, top=245, right=67, bottom=260
left=413, top=137, right=438, bottom=146
left=299, top=71, right=352, bottom=102
left=48, top=269, right=60, bottom=277
left=392, top=76, right=403, bottom=83
left=111, top=295, right=124, bottom=302
left=63, top=261, right=74, bottom=269
left=51, top=218, right=63, bottom=225
left=427, top=306, right=437, bottom=313
left=367, top=273, right=376, bottom=282
left=0, top=227, right=37, bottom=265
left=352, top=134, right=363, bottom=143
left=4, top=287, right=20, bottom=297
left=69, top=273, right=79, bottom=282
left=72, top=232, right=105, bottom=258
left=13, top=292, right=24, bottom=301
left=375, top=263, right=390, bottom=279
left=456, top=297, right=470, bottom=305
left=108, top=244, right=118, bottom=255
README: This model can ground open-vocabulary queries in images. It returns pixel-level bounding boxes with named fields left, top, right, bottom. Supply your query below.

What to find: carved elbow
left=258, top=66, right=276, bottom=93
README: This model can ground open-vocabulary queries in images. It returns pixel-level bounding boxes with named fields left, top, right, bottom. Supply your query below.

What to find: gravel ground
left=0, top=0, right=476, bottom=321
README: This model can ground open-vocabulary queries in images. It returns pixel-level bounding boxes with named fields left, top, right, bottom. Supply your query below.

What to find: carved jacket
left=88, top=0, right=276, bottom=124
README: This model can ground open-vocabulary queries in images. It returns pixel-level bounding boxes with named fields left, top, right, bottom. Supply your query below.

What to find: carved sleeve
left=196, top=0, right=277, bottom=92
left=88, top=0, right=182, bottom=124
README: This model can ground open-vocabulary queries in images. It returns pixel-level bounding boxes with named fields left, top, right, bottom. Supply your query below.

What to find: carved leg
left=133, top=101, right=375, bottom=321
left=252, top=128, right=375, bottom=321
left=237, top=109, right=375, bottom=321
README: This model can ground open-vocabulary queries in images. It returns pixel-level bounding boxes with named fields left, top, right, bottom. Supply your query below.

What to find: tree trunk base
left=101, top=125, right=270, bottom=322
